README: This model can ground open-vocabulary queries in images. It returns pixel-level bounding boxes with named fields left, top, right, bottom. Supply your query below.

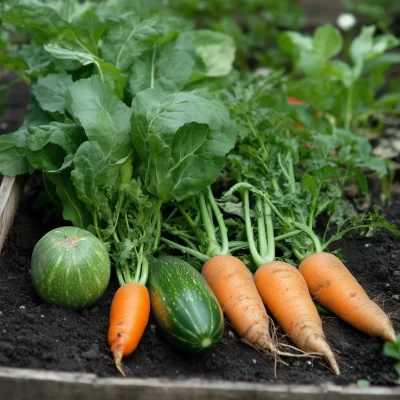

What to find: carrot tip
left=113, top=350, right=126, bottom=377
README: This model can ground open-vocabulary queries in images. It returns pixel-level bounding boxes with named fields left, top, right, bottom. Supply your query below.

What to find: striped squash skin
left=31, top=227, right=110, bottom=310
left=148, top=256, right=224, bottom=352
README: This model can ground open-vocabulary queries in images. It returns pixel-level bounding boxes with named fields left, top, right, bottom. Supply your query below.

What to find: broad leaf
left=27, top=122, right=84, bottom=154
left=101, top=16, right=177, bottom=72
left=0, top=129, right=30, bottom=176
left=185, top=30, right=236, bottom=82
left=128, top=34, right=195, bottom=96
left=131, top=89, right=236, bottom=201
left=32, top=71, right=73, bottom=113
left=67, top=76, right=132, bottom=160
left=313, top=24, right=342, bottom=60
left=43, top=43, right=126, bottom=98
left=71, top=141, right=111, bottom=219
left=45, top=170, right=91, bottom=228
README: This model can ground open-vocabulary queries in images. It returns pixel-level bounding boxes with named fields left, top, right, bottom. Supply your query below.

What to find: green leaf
left=184, top=30, right=236, bottom=82
left=313, top=24, right=342, bottom=60
left=2, top=0, right=98, bottom=54
left=101, top=16, right=177, bottom=72
left=128, top=34, right=196, bottom=96
left=71, top=141, right=111, bottom=219
left=356, top=380, right=370, bottom=388
left=383, top=335, right=400, bottom=360
left=19, top=43, right=53, bottom=74
left=0, top=129, right=30, bottom=176
left=67, top=76, right=132, bottom=160
left=327, top=60, right=354, bottom=87
left=350, top=26, right=376, bottom=67
left=278, top=31, right=312, bottom=56
left=131, top=88, right=236, bottom=201
left=45, top=170, right=91, bottom=228
left=32, top=71, right=73, bottom=114
left=43, top=43, right=126, bottom=98
left=26, top=122, right=84, bottom=154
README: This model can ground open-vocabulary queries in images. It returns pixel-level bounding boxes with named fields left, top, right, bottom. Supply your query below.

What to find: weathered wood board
left=0, top=367, right=399, bottom=400
left=0, top=176, right=24, bottom=254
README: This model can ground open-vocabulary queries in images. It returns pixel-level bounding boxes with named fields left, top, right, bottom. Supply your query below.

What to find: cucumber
left=31, top=226, right=110, bottom=310
left=148, top=256, right=224, bottom=352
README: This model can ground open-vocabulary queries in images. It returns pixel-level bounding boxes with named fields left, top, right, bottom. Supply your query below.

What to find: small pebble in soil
left=228, top=331, right=235, bottom=338
left=82, top=345, right=100, bottom=360
left=365, top=244, right=370, bottom=247
left=253, top=359, right=257, bottom=364
left=306, top=361, right=312, bottom=365
left=19, top=305, right=25, bottom=310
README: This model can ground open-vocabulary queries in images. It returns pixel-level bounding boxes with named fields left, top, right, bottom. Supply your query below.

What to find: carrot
left=299, top=252, right=396, bottom=342
left=255, top=261, right=340, bottom=375
left=202, top=254, right=277, bottom=353
left=108, top=282, right=150, bottom=376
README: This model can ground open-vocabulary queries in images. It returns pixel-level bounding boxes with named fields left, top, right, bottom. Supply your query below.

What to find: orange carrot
left=108, top=282, right=150, bottom=376
left=255, top=261, right=340, bottom=375
left=202, top=254, right=278, bottom=353
left=299, top=252, right=396, bottom=342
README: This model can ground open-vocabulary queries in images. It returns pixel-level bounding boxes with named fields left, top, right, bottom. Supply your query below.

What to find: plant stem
left=153, top=212, right=162, bottom=251
left=263, top=200, right=275, bottom=263
left=345, top=85, right=353, bottom=131
left=139, top=257, right=149, bottom=285
left=161, top=238, right=210, bottom=262
left=207, top=187, right=229, bottom=255
left=308, top=181, right=322, bottom=229
left=116, top=267, right=125, bottom=286
left=275, top=230, right=301, bottom=242
left=293, top=222, right=322, bottom=254
left=177, top=203, right=196, bottom=231
left=243, top=190, right=266, bottom=267
left=198, top=191, right=221, bottom=256
left=256, top=198, right=268, bottom=258
left=151, top=198, right=163, bottom=229
left=93, top=211, right=102, bottom=240
left=245, top=114, right=268, bottom=159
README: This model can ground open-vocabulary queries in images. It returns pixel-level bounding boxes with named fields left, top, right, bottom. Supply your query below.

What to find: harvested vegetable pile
left=1, top=0, right=400, bottom=383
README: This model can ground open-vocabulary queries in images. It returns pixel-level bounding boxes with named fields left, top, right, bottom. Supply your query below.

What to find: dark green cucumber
left=148, top=256, right=224, bottom=352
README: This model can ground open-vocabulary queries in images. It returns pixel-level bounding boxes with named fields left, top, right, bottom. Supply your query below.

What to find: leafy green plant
left=278, top=24, right=400, bottom=131
left=384, top=334, right=400, bottom=382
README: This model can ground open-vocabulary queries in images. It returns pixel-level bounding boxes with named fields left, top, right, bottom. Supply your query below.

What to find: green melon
left=31, top=226, right=110, bottom=310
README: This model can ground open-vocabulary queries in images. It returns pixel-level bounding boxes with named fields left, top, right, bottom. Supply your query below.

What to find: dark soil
left=0, top=175, right=399, bottom=386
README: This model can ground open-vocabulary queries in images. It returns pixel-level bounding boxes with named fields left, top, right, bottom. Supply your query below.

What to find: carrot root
left=108, top=282, right=150, bottom=376
left=255, top=261, right=340, bottom=375
left=202, top=255, right=279, bottom=354
left=299, top=252, right=396, bottom=343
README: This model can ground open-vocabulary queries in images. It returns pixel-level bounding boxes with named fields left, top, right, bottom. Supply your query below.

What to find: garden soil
left=0, top=175, right=399, bottom=386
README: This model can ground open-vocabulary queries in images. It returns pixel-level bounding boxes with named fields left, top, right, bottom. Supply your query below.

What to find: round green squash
left=31, top=226, right=110, bottom=310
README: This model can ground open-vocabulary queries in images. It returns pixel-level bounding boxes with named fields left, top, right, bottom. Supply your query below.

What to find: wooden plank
left=0, top=367, right=399, bottom=400
left=0, top=176, right=24, bottom=254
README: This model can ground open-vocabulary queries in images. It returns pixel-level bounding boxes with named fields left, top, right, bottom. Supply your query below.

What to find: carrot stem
left=207, top=187, right=229, bottom=255
left=256, top=198, right=268, bottom=259
left=263, top=200, right=275, bottom=262
left=115, top=267, right=125, bottom=286
left=177, top=203, right=196, bottom=231
left=138, top=257, right=148, bottom=285
left=275, top=230, right=301, bottom=242
left=198, top=191, right=221, bottom=256
left=161, top=238, right=210, bottom=262
left=243, top=190, right=265, bottom=267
